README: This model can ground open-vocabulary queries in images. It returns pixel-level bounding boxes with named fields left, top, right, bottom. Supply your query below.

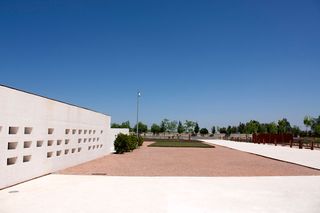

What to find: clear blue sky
left=1, top=0, right=319, bottom=129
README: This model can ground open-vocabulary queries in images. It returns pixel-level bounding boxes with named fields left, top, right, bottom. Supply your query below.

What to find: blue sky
left=1, top=0, right=319, bottom=129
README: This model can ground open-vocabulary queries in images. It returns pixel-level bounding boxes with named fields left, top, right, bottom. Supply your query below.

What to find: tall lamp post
left=136, top=91, right=141, bottom=136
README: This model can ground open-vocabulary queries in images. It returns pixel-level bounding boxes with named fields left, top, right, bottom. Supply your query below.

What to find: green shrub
left=128, top=135, right=138, bottom=151
left=138, top=135, right=144, bottom=146
left=114, top=133, right=130, bottom=154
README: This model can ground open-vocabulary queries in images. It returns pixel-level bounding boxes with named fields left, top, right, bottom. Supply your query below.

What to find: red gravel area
left=58, top=141, right=320, bottom=176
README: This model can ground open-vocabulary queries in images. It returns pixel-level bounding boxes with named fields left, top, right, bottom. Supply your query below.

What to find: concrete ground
left=1, top=174, right=320, bottom=213
left=201, top=139, right=320, bottom=169
left=58, top=142, right=320, bottom=176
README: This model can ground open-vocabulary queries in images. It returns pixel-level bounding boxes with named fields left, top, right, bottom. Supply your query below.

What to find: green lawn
left=147, top=140, right=214, bottom=148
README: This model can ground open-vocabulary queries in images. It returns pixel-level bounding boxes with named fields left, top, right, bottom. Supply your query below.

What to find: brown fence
left=252, top=134, right=293, bottom=145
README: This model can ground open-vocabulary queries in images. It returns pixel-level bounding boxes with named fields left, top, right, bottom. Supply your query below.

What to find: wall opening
left=65, top=129, right=70, bottom=134
left=84, top=138, right=87, bottom=143
left=88, top=138, right=92, bottom=142
left=48, top=140, right=54, bottom=146
left=56, top=150, right=62, bottom=156
left=71, top=148, right=76, bottom=153
left=89, top=130, right=92, bottom=134
left=24, top=141, right=32, bottom=148
left=65, top=139, right=70, bottom=145
left=65, top=149, right=69, bottom=155
left=24, top=127, right=33, bottom=134
left=93, top=130, right=96, bottom=134
left=84, top=130, right=87, bottom=134
left=23, top=155, right=32, bottom=163
left=8, top=142, right=18, bottom=150
left=93, top=138, right=96, bottom=142
left=37, top=140, right=44, bottom=147
left=72, top=129, right=76, bottom=134
left=101, top=130, right=103, bottom=134
left=78, top=147, right=82, bottom=152
left=57, top=140, right=62, bottom=145
left=7, top=157, right=17, bottom=165
left=9, top=127, right=19, bottom=134
left=78, top=139, right=82, bottom=143
left=47, top=152, right=53, bottom=158
left=88, top=146, right=91, bottom=150
left=48, top=128, right=54, bottom=134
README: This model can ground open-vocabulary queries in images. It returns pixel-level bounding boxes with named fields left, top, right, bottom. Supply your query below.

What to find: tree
left=238, top=122, right=246, bottom=134
left=304, top=116, right=313, bottom=136
left=267, top=122, right=278, bottom=134
left=258, top=123, right=268, bottom=133
left=121, top=121, right=131, bottom=131
left=167, top=120, right=178, bottom=133
left=177, top=121, right=185, bottom=134
left=150, top=124, right=161, bottom=135
left=277, top=118, right=291, bottom=134
left=292, top=125, right=301, bottom=137
left=184, top=120, right=196, bottom=140
left=160, top=118, right=169, bottom=134
left=245, top=120, right=260, bottom=134
left=184, top=120, right=196, bottom=134
left=219, top=127, right=227, bottom=134
left=111, top=123, right=121, bottom=128
left=194, top=122, right=200, bottom=135
left=200, top=128, right=209, bottom=136
left=211, top=126, right=216, bottom=134
left=133, top=122, right=148, bottom=134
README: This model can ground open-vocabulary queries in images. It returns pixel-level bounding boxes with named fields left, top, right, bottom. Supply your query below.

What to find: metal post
left=136, top=91, right=141, bottom=136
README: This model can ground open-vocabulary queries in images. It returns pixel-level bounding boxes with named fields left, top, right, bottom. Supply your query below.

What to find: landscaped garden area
left=147, top=139, right=214, bottom=148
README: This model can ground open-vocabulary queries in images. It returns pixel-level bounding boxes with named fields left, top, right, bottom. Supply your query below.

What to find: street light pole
left=136, top=91, right=141, bottom=136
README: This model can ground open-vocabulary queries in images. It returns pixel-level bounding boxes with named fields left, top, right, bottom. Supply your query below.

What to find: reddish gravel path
left=58, top=142, right=320, bottom=176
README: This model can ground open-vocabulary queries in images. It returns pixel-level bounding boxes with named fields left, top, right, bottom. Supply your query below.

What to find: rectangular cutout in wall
left=72, top=129, right=76, bottom=134
left=84, top=130, right=87, bottom=134
left=57, top=140, right=62, bottom=145
left=93, top=138, right=96, bottom=142
left=88, top=146, right=92, bottom=150
left=65, top=149, right=69, bottom=155
left=24, top=127, right=33, bottom=134
left=71, top=148, right=76, bottom=153
left=89, top=130, right=92, bottom=134
left=37, top=140, right=44, bottom=147
left=78, top=129, right=82, bottom=134
left=93, top=145, right=96, bottom=149
left=7, top=157, right=17, bottom=165
left=9, top=126, right=19, bottom=134
left=48, top=128, right=54, bottom=134
left=23, top=155, right=31, bottom=163
left=65, top=129, right=70, bottom=134
left=84, top=138, right=87, bottom=143
left=78, top=147, right=82, bottom=152
left=8, top=142, right=18, bottom=150
left=101, top=130, right=103, bottom=134
left=48, top=140, right=54, bottom=146
left=78, top=139, right=82, bottom=143
left=56, top=150, right=62, bottom=156
left=88, top=138, right=92, bottom=142
left=100, top=144, right=103, bottom=148
left=47, top=152, right=53, bottom=158
left=65, top=139, right=70, bottom=145
left=93, top=130, right=96, bottom=134
left=0, top=126, right=2, bottom=133
left=24, top=141, right=32, bottom=148
left=97, top=138, right=100, bottom=142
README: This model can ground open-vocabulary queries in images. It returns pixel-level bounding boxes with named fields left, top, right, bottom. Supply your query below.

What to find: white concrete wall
left=0, top=85, right=128, bottom=189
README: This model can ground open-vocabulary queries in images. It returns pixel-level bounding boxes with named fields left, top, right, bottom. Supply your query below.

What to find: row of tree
left=111, top=115, right=320, bottom=137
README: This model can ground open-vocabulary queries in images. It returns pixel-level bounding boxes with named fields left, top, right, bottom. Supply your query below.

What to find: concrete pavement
left=201, top=139, right=320, bottom=169
left=1, top=174, right=320, bottom=213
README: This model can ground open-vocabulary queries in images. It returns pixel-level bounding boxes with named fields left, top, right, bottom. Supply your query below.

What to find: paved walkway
left=58, top=142, right=320, bottom=176
left=201, top=139, right=320, bottom=169
left=1, top=174, right=320, bottom=213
